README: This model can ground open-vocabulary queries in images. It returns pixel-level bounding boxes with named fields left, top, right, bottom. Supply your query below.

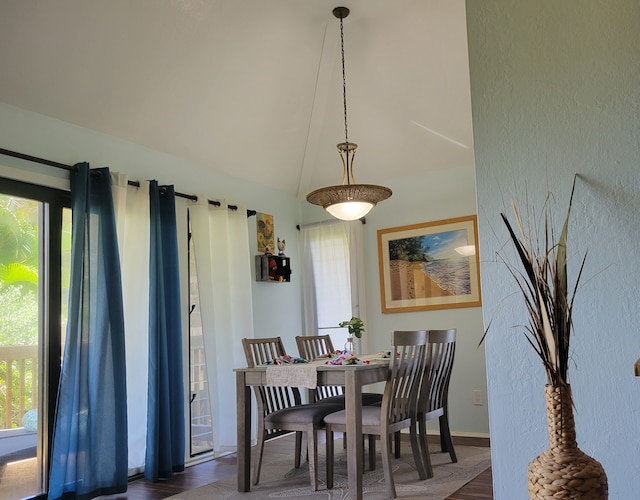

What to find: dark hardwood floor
left=98, top=436, right=492, bottom=499
left=447, top=466, right=493, bottom=500
left=445, top=435, right=493, bottom=500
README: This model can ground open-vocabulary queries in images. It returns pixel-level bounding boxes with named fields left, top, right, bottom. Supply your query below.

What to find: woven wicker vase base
left=528, top=449, right=608, bottom=498
left=527, top=386, right=607, bottom=499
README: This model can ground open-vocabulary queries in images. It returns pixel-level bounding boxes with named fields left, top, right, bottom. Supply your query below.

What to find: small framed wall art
left=256, top=212, right=274, bottom=253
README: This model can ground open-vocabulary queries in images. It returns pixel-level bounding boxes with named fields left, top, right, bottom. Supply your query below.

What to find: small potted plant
left=339, top=316, right=364, bottom=353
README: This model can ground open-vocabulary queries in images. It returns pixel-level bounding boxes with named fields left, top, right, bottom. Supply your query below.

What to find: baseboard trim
left=450, top=435, right=490, bottom=447
left=425, top=431, right=490, bottom=448
left=395, top=430, right=490, bottom=448
left=451, top=430, right=491, bottom=439
left=400, top=428, right=490, bottom=440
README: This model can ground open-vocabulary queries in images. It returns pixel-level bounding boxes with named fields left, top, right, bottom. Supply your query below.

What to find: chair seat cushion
left=324, top=406, right=382, bottom=427
left=265, top=403, right=344, bottom=426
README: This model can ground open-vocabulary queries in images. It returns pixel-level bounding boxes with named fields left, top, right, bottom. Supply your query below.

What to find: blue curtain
left=48, top=164, right=128, bottom=500
left=145, top=181, right=185, bottom=481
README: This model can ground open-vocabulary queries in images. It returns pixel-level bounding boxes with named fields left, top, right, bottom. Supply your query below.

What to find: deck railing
left=0, top=345, right=38, bottom=429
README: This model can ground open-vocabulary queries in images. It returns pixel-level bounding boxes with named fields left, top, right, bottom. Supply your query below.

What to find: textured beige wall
left=467, top=1, right=640, bottom=498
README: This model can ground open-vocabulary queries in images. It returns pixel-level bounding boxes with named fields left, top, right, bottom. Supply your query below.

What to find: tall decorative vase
left=528, top=385, right=608, bottom=499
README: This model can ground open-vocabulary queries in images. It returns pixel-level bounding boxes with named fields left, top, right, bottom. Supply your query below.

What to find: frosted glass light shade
left=326, top=201, right=374, bottom=220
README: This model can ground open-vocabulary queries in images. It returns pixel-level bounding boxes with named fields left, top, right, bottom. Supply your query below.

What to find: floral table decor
left=487, top=176, right=607, bottom=498
left=324, top=351, right=370, bottom=365
left=264, top=355, right=308, bottom=365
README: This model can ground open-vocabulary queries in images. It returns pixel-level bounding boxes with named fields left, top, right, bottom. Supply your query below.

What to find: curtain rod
left=296, top=217, right=365, bottom=230
left=0, top=147, right=257, bottom=217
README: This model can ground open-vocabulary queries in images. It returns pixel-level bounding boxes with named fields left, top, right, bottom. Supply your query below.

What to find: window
left=0, top=178, right=70, bottom=499
left=300, top=221, right=365, bottom=350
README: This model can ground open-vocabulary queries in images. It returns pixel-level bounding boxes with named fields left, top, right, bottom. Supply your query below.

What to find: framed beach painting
left=377, top=215, right=482, bottom=313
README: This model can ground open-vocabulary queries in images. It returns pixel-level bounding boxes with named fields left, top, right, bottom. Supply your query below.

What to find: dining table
left=234, top=355, right=390, bottom=500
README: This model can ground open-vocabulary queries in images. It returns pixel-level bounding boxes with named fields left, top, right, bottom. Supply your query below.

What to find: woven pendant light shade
left=307, top=183, right=392, bottom=221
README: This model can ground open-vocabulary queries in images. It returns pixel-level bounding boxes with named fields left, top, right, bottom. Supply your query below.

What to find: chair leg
left=417, top=414, right=433, bottom=478
left=294, top=431, right=303, bottom=468
left=252, top=419, right=267, bottom=485
left=252, top=438, right=266, bottom=485
left=439, top=414, right=457, bottom=463
left=394, top=430, right=401, bottom=458
left=326, top=426, right=334, bottom=489
left=306, top=426, right=319, bottom=491
left=409, top=419, right=428, bottom=480
left=380, top=432, right=397, bottom=499
left=368, top=434, right=376, bottom=470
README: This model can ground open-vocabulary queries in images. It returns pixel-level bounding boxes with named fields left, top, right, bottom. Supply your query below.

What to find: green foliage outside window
left=0, top=195, right=39, bottom=428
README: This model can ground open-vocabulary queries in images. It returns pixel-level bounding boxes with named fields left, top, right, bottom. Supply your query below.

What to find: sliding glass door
left=0, top=179, right=70, bottom=499
left=187, top=213, right=214, bottom=458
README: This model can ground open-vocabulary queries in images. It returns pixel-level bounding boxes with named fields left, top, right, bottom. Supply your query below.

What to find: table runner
left=265, top=356, right=389, bottom=389
left=265, top=360, right=326, bottom=389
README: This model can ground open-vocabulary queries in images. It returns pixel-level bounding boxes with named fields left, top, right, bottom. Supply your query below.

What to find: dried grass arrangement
left=486, top=175, right=608, bottom=498
left=484, top=175, right=585, bottom=387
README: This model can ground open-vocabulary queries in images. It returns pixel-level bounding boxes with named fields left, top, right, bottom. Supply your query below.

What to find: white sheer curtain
left=110, top=173, right=150, bottom=473
left=299, top=220, right=367, bottom=352
left=190, top=198, right=254, bottom=454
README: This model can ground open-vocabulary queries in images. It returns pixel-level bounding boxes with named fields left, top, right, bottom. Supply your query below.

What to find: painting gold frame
left=377, top=215, right=482, bottom=313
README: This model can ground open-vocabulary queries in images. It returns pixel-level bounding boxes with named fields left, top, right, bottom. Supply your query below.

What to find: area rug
left=167, top=441, right=491, bottom=499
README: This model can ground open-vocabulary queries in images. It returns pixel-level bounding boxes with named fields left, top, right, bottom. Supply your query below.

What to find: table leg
left=236, top=371, right=251, bottom=492
left=344, top=370, right=364, bottom=500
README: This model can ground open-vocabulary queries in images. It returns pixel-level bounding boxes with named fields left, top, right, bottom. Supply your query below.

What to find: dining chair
left=324, top=330, right=429, bottom=498
left=295, top=334, right=383, bottom=406
left=241, top=336, right=342, bottom=490
left=415, top=328, right=458, bottom=478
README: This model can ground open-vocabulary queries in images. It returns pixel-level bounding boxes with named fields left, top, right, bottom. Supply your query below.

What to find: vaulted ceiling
left=0, top=0, right=474, bottom=198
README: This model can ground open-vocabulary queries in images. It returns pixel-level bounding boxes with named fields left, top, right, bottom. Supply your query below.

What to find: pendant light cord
left=340, top=16, right=349, bottom=146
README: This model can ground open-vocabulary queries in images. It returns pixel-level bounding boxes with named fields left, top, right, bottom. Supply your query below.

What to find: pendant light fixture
left=306, top=6, right=392, bottom=221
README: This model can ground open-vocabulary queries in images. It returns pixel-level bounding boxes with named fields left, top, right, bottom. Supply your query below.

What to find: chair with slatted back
left=295, top=334, right=383, bottom=406
left=242, top=337, right=343, bottom=490
left=324, top=330, right=430, bottom=498
left=415, top=329, right=458, bottom=478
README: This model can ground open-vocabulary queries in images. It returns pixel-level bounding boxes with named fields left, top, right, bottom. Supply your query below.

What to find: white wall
left=467, top=1, right=640, bottom=498
left=303, top=164, right=490, bottom=437
left=0, top=101, right=303, bottom=362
